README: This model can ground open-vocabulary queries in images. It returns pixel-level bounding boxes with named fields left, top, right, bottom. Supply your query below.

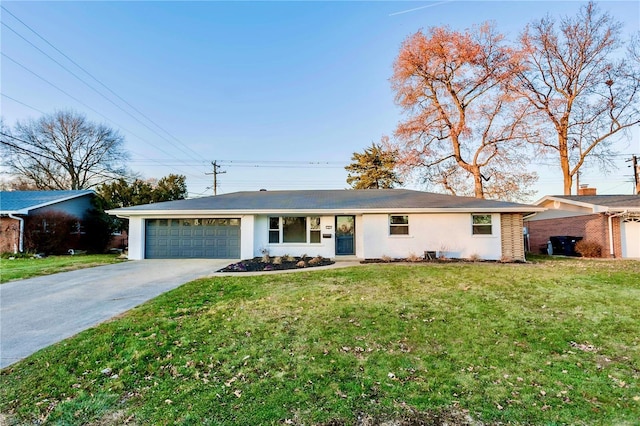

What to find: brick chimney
left=578, top=185, right=596, bottom=196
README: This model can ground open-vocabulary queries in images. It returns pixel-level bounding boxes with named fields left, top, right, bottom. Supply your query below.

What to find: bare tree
left=391, top=23, right=537, bottom=200
left=515, top=2, right=640, bottom=195
left=1, top=110, right=130, bottom=190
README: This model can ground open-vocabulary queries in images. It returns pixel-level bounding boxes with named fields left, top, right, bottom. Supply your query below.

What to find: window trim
left=268, top=216, right=322, bottom=244
left=471, top=214, right=493, bottom=236
left=389, top=215, right=409, bottom=236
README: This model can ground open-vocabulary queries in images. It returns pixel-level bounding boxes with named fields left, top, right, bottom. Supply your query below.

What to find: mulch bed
left=218, top=256, right=334, bottom=272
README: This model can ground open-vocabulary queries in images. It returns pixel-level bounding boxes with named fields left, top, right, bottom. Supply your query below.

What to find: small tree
left=0, top=110, right=130, bottom=190
left=97, top=174, right=188, bottom=234
left=345, top=140, right=402, bottom=189
left=153, top=174, right=188, bottom=202
left=98, top=174, right=188, bottom=208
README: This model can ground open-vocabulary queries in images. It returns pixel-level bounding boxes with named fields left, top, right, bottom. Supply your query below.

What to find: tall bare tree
left=515, top=2, right=640, bottom=195
left=391, top=23, right=537, bottom=200
left=0, top=110, right=130, bottom=190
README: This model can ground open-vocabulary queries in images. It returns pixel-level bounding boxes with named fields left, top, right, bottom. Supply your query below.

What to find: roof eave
left=108, top=207, right=545, bottom=217
left=535, top=195, right=599, bottom=210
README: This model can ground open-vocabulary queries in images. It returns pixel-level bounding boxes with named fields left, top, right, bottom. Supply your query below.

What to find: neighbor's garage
left=621, top=217, right=640, bottom=258
left=145, top=218, right=240, bottom=259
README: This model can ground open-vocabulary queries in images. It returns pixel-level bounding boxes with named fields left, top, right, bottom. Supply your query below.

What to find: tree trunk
left=558, top=133, right=572, bottom=195
left=473, top=168, right=484, bottom=199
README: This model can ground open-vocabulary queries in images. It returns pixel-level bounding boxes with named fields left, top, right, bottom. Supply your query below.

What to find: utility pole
left=205, top=161, right=226, bottom=195
left=626, top=155, right=639, bottom=195
left=633, top=155, right=639, bottom=195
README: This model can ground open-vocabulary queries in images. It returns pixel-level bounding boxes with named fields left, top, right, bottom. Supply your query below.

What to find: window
left=310, top=217, right=321, bottom=243
left=472, top=214, right=492, bottom=235
left=389, top=215, right=409, bottom=235
left=269, top=217, right=280, bottom=243
left=268, top=216, right=321, bottom=244
left=71, top=220, right=85, bottom=235
left=283, top=217, right=306, bottom=243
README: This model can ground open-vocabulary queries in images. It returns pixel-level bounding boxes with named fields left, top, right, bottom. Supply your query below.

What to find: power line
left=1, top=5, right=203, bottom=162
left=1, top=53, right=198, bottom=178
left=1, top=20, right=202, bottom=163
left=1, top=93, right=206, bottom=180
left=0, top=93, right=47, bottom=115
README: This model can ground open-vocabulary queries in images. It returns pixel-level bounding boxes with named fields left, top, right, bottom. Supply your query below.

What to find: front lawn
left=0, top=254, right=124, bottom=284
left=1, top=259, right=638, bottom=425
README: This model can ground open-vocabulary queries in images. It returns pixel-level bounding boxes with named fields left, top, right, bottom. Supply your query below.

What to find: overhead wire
left=1, top=53, right=198, bottom=179
left=0, top=93, right=47, bottom=115
left=1, top=19, right=203, bottom=163
left=1, top=5, right=204, bottom=162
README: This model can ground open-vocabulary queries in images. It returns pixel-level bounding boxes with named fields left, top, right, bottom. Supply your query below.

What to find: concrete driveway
left=0, top=259, right=233, bottom=369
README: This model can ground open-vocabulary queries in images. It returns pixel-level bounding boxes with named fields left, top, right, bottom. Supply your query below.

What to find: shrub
left=575, top=240, right=603, bottom=258
left=407, top=252, right=422, bottom=262
left=273, top=256, right=282, bottom=265
left=24, top=211, right=80, bottom=255
left=81, top=208, right=117, bottom=253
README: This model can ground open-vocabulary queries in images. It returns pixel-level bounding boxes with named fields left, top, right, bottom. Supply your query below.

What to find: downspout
left=607, top=211, right=627, bottom=258
left=8, top=214, right=24, bottom=253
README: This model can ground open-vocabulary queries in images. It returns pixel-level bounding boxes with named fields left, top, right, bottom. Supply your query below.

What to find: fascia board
left=605, top=207, right=640, bottom=213
left=108, top=207, right=545, bottom=218
left=536, top=196, right=599, bottom=211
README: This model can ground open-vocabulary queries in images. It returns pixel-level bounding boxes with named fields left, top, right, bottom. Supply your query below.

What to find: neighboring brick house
left=525, top=189, right=640, bottom=259
left=0, top=190, right=95, bottom=253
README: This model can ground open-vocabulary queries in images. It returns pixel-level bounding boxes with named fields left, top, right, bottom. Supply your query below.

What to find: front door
left=335, top=216, right=355, bottom=255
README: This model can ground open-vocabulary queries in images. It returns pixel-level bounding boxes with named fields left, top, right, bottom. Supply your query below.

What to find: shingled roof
left=547, top=194, right=640, bottom=209
left=0, top=190, right=94, bottom=214
left=109, top=189, right=542, bottom=215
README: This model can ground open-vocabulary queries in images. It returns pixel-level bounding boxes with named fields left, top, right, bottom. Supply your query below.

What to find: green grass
left=1, top=259, right=639, bottom=425
left=0, top=254, right=124, bottom=284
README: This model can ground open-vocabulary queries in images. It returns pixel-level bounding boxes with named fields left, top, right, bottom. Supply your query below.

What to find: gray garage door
left=145, top=218, right=240, bottom=259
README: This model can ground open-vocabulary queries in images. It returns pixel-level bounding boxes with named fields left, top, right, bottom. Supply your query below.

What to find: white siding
left=361, top=213, right=503, bottom=260
left=240, top=215, right=254, bottom=259
left=127, top=217, right=145, bottom=260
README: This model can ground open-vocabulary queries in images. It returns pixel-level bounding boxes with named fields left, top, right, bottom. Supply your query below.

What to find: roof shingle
left=110, top=189, right=540, bottom=213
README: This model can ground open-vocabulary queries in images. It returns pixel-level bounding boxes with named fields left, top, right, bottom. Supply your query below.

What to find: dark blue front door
left=336, top=216, right=355, bottom=255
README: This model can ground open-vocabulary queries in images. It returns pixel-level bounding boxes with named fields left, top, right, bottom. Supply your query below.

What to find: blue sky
left=1, top=1, right=639, bottom=199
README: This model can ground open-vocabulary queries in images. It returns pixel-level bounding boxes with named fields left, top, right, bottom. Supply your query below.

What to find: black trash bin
left=548, top=236, right=583, bottom=256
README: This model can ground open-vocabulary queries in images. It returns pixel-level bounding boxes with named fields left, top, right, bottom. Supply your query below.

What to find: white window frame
left=471, top=214, right=493, bottom=235
left=268, top=216, right=322, bottom=244
left=389, top=215, right=409, bottom=236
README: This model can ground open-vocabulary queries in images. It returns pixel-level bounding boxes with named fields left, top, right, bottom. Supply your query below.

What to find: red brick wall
left=525, top=213, right=620, bottom=258
left=0, top=217, right=21, bottom=253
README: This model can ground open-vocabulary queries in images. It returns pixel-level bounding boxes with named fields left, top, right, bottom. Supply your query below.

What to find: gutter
left=7, top=213, right=24, bottom=253
left=607, top=210, right=627, bottom=258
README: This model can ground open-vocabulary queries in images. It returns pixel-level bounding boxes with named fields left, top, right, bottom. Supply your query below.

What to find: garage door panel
left=621, top=219, right=640, bottom=258
left=146, top=219, right=240, bottom=259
